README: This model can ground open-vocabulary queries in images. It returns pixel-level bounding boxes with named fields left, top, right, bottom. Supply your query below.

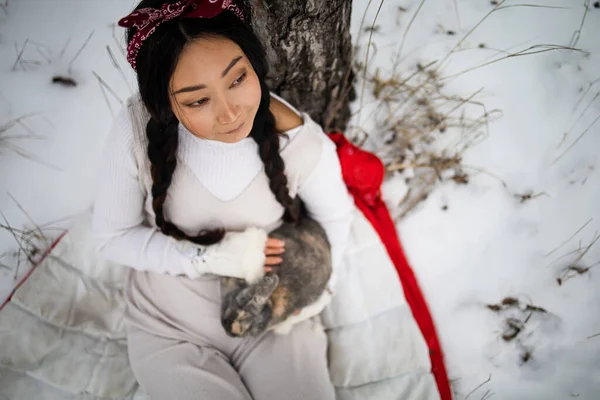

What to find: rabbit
left=220, top=205, right=331, bottom=337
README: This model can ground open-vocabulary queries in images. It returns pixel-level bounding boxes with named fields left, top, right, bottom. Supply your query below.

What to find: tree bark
left=251, top=0, right=354, bottom=132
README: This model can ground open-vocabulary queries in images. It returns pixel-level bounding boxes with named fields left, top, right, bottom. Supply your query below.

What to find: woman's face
left=169, top=36, right=262, bottom=143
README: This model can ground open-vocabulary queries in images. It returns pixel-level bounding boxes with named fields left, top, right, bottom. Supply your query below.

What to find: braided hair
left=126, top=0, right=298, bottom=245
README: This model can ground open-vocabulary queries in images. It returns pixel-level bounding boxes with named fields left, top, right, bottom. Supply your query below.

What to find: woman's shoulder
left=270, top=94, right=303, bottom=133
left=270, top=93, right=328, bottom=145
left=270, top=94, right=333, bottom=188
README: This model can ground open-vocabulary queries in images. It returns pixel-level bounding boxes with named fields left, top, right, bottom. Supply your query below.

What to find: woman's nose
left=216, top=97, right=241, bottom=125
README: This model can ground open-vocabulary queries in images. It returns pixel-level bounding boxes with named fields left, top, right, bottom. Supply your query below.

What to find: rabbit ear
left=237, top=275, right=279, bottom=315
left=252, top=274, right=280, bottom=299
left=234, top=286, right=255, bottom=306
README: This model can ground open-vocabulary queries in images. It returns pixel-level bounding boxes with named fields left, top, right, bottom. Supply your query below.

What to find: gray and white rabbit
left=220, top=204, right=332, bottom=337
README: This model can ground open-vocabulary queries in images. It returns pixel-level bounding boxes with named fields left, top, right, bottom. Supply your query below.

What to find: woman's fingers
left=264, top=237, right=284, bottom=270
left=266, top=237, right=285, bottom=248
left=264, top=256, right=283, bottom=266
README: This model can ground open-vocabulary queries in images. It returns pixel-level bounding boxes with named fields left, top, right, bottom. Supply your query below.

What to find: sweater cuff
left=174, top=240, right=206, bottom=279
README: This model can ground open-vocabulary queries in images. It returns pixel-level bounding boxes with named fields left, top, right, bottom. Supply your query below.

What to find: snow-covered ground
left=1, top=0, right=599, bottom=398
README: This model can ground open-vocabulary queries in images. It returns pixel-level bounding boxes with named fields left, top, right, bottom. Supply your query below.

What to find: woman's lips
left=223, top=120, right=245, bottom=134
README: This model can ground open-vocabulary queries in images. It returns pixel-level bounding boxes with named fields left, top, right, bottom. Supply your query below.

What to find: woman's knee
left=238, top=320, right=335, bottom=400
left=127, top=330, right=252, bottom=400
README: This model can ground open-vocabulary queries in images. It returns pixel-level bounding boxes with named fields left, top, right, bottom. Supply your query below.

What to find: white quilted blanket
left=0, top=211, right=439, bottom=400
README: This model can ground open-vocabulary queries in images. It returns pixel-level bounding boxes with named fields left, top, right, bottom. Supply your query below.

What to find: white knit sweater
left=92, top=95, right=355, bottom=288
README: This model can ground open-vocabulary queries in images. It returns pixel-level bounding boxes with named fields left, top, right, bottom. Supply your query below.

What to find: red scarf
left=329, top=133, right=452, bottom=400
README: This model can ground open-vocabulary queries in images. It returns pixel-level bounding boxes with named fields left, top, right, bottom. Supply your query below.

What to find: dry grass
left=485, top=295, right=551, bottom=367
left=554, top=231, right=600, bottom=285
left=0, top=195, right=70, bottom=279
left=337, top=0, right=585, bottom=219
left=0, top=114, right=59, bottom=170
left=353, top=59, right=500, bottom=218
left=67, top=30, right=94, bottom=74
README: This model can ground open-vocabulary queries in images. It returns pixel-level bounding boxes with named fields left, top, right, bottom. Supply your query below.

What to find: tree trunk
left=251, top=0, right=354, bottom=132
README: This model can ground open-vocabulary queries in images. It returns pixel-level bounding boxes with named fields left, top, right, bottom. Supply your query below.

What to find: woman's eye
left=232, top=72, right=247, bottom=87
left=189, top=98, right=208, bottom=107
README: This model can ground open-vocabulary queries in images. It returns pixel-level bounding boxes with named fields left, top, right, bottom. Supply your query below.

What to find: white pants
left=125, top=270, right=336, bottom=400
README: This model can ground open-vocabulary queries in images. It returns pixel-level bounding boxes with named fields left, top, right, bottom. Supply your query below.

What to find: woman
left=93, top=0, right=354, bottom=398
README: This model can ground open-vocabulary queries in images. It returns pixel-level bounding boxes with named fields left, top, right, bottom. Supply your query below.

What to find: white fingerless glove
left=176, top=227, right=268, bottom=284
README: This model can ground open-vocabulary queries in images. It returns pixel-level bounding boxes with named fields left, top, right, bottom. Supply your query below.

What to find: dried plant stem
left=545, top=219, right=593, bottom=258
left=436, top=0, right=506, bottom=71
left=0, top=211, right=34, bottom=278
left=12, top=38, right=29, bottom=71
left=397, top=175, right=436, bottom=220
left=461, top=165, right=508, bottom=188
left=59, top=37, right=72, bottom=60
left=481, top=389, right=495, bottom=400
left=453, top=0, right=461, bottom=31
left=325, top=0, right=373, bottom=131
left=392, top=0, right=427, bottom=70
left=436, top=2, right=567, bottom=76
left=106, top=45, right=133, bottom=94
left=552, top=111, right=600, bottom=164
left=357, top=0, right=386, bottom=128
left=443, top=45, right=586, bottom=81
left=466, top=374, right=492, bottom=399
left=68, top=30, right=95, bottom=74
left=7, top=192, right=50, bottom=249
left=92, top=71, right=124, bottom=107
left=563, top=91, right=599, bottom=145
left=570, top=231, right=600, bottom=267
left=569, top=0, right=590, bottom=48
left=571, top=76, right=600, bottom=114
left=112, top=24, right=127, bottom=57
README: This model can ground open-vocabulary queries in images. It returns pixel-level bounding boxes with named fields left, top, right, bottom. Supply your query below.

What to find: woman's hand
left=264, top=237, right=285, bottom=273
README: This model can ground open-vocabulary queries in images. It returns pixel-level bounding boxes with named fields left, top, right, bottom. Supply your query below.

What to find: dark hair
left=126, top=0, right=298, bottom=245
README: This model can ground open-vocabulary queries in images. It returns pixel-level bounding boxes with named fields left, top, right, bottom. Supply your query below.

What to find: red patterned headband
left=118, top=0, right=245, bottom=71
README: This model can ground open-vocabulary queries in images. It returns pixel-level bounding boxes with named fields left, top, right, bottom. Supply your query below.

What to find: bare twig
left=465, top=374, right=491, bottom=399
left=59, top=37, right=72, bottom=60
left=569, top=0, right=591, bottom=48
left=12, top=38, right=29, bottom=71
left=562, top=91, right=599, bottom=147
left=570, top=231, right=600, bottom=267
left=436, top=1, right=506, bottom=71
left=1, top=115, right=60, bottom=170
left=588, top=332, right=600, bottom=340
left=436, top=2, right=568, bottom=75
left=461, top=165, right=508, bottom=188
left=111, top=23, right=127, bottom=57
left=453, top=0, right=461, bottom=31
left=481, top=389, right=495, bottom=400
left=0, top=211, right=36, bottom=279
left=545, top=218, right=593, bottom=258
left=106, top=45, right=133, bottom=94
left=98, top=81, right=114, bottom=118
left=7, top=192, right=50, bottom=249
left=571, top=76, right=600, bottom=115
left=68, top=30, right=95, bottom=74
left=357, top=0, right=386, bottom=128
left=393, top=0, right=427, bottom=69
left=553, top=111, right=600, bottom=164
left=92, top=70, right=124, bottom=107
left=443, top=45, right=587, bottom=81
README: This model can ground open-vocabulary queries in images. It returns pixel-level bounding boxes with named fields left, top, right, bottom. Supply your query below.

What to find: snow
left=1, top=0, right=599, bottom=398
